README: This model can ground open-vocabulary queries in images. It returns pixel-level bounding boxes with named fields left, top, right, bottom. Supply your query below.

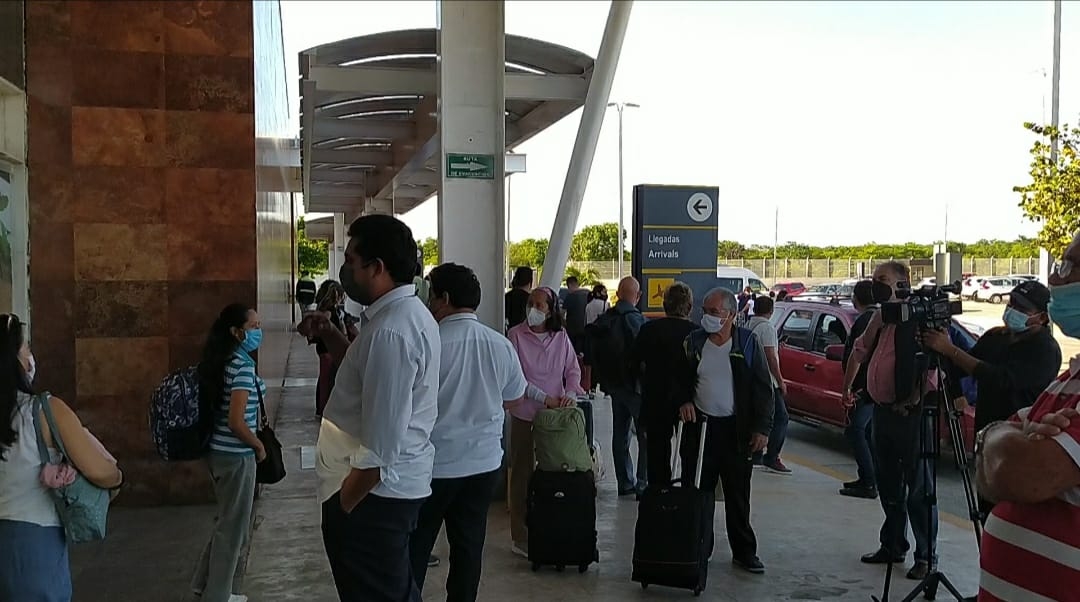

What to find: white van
left=715, top=266, right=767, bottom=295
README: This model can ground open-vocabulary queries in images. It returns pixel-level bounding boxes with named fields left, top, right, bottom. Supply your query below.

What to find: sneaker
left=861, top=548, right=905, bottom=564
left=839, top=485, right=878, bottom=499
left=733, top=555, right=765, bottom=574
left=907, top=562, right=930, bottom=580
left=764, top=459, right=792, bottom=475
left=842, top=479, right=862, bottom=489
left=511, top=544, right=528, bottom=558
left=427, top=554, right=440, bottom=568
left=228, top=596, right=248, bottom=602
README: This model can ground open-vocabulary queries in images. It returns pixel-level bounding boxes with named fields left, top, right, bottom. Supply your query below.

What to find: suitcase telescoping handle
left=670, top=419, right=709, bottom=489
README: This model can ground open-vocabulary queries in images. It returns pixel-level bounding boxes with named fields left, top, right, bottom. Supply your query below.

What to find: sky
left=280, top=0, right=1078, bottom=248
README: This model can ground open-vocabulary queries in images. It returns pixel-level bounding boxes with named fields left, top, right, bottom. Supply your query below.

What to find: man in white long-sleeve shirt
left=301, top=214, right=440, bottom=602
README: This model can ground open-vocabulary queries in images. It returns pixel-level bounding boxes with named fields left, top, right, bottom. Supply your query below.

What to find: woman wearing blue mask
left=922, top=280, right=1061, bottom=518
left=192, top=304, right=267, bottom=602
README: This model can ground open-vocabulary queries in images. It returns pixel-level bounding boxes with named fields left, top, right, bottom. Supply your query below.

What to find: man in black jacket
left=631, top=281, right=697, bottom=486
left=840, top=280, right=879, bottom=499
left=922, top=279, right=1061, bottom=519
left=675, top=287, right=774, bottom=574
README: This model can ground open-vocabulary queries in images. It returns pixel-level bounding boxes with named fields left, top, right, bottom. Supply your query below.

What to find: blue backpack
left=149, top=366, right=209, bottom=461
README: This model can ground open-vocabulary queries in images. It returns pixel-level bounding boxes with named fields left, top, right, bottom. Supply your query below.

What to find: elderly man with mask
left=974, top=231, right=1080, bottom=602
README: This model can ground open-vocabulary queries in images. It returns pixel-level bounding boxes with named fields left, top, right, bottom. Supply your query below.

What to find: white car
left=961, top=277, right=987, bottom=299
left=973, top=277, right=1019, bottom=303
left=1007, top=273, right=1039, bottom=282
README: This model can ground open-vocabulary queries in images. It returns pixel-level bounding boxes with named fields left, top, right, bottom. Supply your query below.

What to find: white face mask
left=26, top=353, right=35, bottom=383
left=701, top=314, right=726, bottom=334
left=527, top=307, right=548, bottom=327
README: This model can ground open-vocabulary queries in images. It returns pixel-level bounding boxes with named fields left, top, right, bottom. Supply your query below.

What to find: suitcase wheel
left=578, top=564, right=588, bottom=573
left=555, top=565, right=565, bottom=572
left=531, top=563, right=540, bottom=572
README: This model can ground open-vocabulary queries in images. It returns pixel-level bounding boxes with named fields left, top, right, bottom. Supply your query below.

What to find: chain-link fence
left=554, top=257, right=1039, bottom=283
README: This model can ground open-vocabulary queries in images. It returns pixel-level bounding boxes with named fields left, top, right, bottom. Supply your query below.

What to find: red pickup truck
left=769, top=299, right=979, bottom=454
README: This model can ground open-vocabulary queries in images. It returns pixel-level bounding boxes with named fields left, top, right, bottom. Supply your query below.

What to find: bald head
left=617, top=276, right=641, bottom=305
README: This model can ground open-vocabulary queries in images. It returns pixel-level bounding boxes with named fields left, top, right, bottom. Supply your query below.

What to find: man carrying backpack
left=675, top=287, right=773, bottom=574
left=587, top=277, right=647, bottom=498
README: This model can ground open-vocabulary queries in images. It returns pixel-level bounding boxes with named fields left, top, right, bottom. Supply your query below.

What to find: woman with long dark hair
left=0, top=314, right=122, bottom=601
left=309, top=280, right=352, bottom=417
left=191, top=304, right=266, bottom=602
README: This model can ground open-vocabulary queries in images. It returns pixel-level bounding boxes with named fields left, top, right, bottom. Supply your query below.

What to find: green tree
left=417, top=238, right=439, bottom=265
left=564, top=265, right=601, bottom=286
left=1015, top=122, right=1080, bottom=258
left=297, top=217, right=329, bottom=276
left=570, top=222, right=623, bottom=261
left=509, top=238, right=549, bottom=269
left=717, top=240, right=747, bottom=260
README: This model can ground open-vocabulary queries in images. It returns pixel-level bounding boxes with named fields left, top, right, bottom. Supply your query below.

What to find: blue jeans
left=0, top=520, right=70, bottom=602
left=872, top=404, right=938, bottom=565
left=845, top=398, right=876, bottom=487
left=753, top=388, right=789, bottom=466
left=610, top=387, right=647, bottom=494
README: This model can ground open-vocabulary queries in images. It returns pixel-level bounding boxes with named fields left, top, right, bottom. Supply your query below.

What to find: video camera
left=880, top=282, right=962, bottom=331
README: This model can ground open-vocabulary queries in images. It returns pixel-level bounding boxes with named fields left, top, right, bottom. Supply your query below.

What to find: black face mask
left=871, top=281, right=894, bottom=304
left=339, top=263, right=371, bottom=305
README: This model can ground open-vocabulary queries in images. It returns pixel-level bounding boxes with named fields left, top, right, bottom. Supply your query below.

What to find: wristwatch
left=974, top=421, right=1004, bottom=459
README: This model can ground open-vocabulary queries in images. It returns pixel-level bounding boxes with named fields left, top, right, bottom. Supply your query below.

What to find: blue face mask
left=1048, top=282, right=1080, bottom=337
left=1002, top=307, right=1031, bottom=333
left=240, top=327, right=263, bottom=353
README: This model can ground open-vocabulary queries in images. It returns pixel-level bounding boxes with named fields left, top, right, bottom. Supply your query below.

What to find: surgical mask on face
left=339, top=262, right=371, bottom=305
left=526, top=307, right=548, bottom=327
left=1048, top=282, right=1080, bottom=337
left=1003, top=307, right=1032, bottom=333
left=701, top=314, right=726, bottom=334
left=25, top=353, right=35, bottom=383
left=871, top=281, right=894, bottom=304
left=240, top=327, right=263, bottom=353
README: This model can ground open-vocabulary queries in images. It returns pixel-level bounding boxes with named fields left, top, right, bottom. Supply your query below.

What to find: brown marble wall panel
left=72, top=107, right=167, bottom=168
left=75, top=337, right=168, bottom=398
left=24, top=43, right=71, bottom=108
left=168, top=335, right=205, bottom=373
left=164, top=1, right=254, bottom=58
left=72, top=167, right=166, bottom=224
left=26, top=99, right=71, bottom=167
left=70, top=1, right=165, bottom=54
left=167, top=226, right=257, bottom=282
left=75, top=281, right=169, bottom=338
left=26, top=1, right=70, bottom=46
left=28, top=278, right=76, bottom=405
left=73, top=49, right=165, bottom=110
left=165, top=168, right=254, bottom=226
left=74, top=223, right=169, bottom=282
left=167, top=280, right=257, bottom=337
left=165, top=110, right=254, bottom=169
left=28, top=165, right=73, bottom=224
left=29, top=221, right=74, bottom=282
left=165, top=54, right=254, bottom=113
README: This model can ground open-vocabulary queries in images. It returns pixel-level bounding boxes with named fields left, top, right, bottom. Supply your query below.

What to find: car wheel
left=990, top=294, right=1002, bottom=304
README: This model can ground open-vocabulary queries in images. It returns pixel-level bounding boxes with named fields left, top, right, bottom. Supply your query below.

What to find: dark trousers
left=409, top=470, right=500, bottom=602
left=845, top=398, right=877, bottom=487
left=753, top=388, right=789, bottom=465
left=611, top=386, right=648, bottom=494
left=645, top=417, right=676, bottom=487
left=680, top=416, right=757, bottom=560
left=321, top=492, right=424, bottom=602
left=872, top=405, right=938, bottom=565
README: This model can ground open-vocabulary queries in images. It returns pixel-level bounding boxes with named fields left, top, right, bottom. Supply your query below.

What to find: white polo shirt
left=432, top=313, right=528, bottom=479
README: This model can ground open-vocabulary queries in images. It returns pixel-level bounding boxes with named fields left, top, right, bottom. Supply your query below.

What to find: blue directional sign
left=632, top=185, right=719, bottom=321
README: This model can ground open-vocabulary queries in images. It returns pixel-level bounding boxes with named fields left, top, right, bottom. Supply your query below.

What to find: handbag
left=255, top=387, right=286, bottom=485
left=32, top=394, right=111, bottom=543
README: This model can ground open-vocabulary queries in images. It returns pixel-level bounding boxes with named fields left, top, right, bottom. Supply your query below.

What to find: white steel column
left=437, top=0, right=506, bottom=329
left=540, top=0, right=633, bottom=289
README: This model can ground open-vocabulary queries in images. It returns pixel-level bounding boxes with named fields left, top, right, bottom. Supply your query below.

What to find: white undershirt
left=694, top=338, right=736, bottom=417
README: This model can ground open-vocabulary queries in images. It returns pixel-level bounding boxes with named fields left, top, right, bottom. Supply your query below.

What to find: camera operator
left=921, top=280, right=1061, bottom=520
left=841, top=261, right=938, bottom=580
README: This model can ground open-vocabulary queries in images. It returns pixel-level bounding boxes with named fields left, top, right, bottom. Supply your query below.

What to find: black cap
left=1010, top=280, right=1050, bottom=313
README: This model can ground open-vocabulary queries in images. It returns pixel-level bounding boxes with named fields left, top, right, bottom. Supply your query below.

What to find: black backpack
left=587, top=308, right=636, bottom=389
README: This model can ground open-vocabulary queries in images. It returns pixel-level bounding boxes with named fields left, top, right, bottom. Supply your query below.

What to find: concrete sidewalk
left=243, top=335, right=982, bottom=602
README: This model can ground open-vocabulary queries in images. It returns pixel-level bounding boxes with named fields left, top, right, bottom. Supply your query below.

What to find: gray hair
left=703, top=287, right=738, bottom=313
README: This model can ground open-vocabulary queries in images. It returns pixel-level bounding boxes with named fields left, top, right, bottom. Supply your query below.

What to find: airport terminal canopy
left=300, top=29, right=595, bottom=216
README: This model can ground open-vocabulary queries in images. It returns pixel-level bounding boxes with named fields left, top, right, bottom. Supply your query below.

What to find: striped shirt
left=979, top=366, right=1080, bottom=602
left=209, top=351, right=265, bottom=455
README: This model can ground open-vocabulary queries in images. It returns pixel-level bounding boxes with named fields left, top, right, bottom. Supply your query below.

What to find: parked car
left=770, top=299, right=979, bottom=453
left=772, top=281, right=806, bottom=297
left=1007, top=273, right=1039, bottom=282
left=973, top=277, right=1019, bottom=303
left=961, top=276, right=987, bottom=300
left=791, top=283, right=853, bottom=302
left=716, top=266, right=767, bottom=295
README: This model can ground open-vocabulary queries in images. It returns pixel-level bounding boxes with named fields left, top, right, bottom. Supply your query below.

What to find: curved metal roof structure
left=300, top=29, right=595, bottom=215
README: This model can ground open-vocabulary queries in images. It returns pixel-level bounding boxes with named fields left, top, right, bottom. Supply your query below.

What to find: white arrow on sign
left=450, top=162, right=487, bottom=171
left=686, top=192, right=714, bottom=223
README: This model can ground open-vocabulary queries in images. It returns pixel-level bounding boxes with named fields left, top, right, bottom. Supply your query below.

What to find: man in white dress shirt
left=301, top=214, right=440, bottom=602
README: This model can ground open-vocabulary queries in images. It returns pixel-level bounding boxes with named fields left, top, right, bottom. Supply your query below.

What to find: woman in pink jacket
left=505, top=287, right=584, bottom=557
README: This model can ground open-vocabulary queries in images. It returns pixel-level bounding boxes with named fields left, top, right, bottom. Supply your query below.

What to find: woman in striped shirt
left=192, top=304, right=266, bottom=602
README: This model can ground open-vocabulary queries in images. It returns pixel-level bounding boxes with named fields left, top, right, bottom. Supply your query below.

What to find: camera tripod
left=872, top=350, right=982, bottom=602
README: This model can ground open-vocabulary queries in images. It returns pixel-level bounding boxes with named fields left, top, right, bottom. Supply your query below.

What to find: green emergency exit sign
left=446, top=153, right=495, bottom=179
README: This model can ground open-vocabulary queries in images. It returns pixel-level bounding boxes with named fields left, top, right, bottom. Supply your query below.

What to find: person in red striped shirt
left=975, top=231, right=1080, bottom=602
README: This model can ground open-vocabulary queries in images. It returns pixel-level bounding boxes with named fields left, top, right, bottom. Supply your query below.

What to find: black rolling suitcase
left=631, top=420, right=713, bottom=596
left=526, top=469, right=599, bottom=573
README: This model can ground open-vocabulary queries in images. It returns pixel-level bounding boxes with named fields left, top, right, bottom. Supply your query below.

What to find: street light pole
left=608, top=101, right=639, bottom=280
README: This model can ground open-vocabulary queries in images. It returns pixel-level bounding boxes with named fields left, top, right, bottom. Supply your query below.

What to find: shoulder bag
left=255, top=386, right=286, bottom=485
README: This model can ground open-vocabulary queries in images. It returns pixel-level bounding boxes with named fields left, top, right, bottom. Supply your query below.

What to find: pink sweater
left=851, top=310, right=936, bottom=405
left=507, top=324, right=584, bottom=422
